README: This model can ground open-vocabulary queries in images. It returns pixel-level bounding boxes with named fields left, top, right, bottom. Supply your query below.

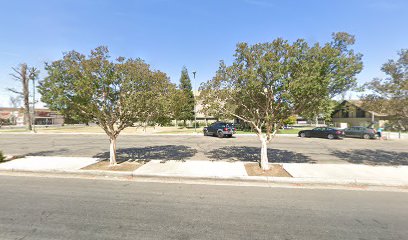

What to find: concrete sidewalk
left=0, top=156, right=98, bottom=171
left=283, top=163, right=408, bottom=186
left=1, top=156, right=407, bottom=187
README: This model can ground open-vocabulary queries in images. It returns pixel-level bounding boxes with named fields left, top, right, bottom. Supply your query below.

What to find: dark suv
left=203, top=122, right=236, bottom=138
left=344, top=126, right=377, bottom=139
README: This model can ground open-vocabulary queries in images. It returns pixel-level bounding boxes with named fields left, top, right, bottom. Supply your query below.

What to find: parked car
left=343, top=126, right=377, bottom=139
left=298, top=127, right=344, bottom=139
left=203, top=122, right=236, bottom=138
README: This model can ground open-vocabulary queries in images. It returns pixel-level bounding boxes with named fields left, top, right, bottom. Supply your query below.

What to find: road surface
left=0, top=175, right=407, bottom=239
left=1, top=134, right=408, bottom=164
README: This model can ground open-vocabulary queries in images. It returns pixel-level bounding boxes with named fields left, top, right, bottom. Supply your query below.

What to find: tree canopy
left=39, top=46, right=176, bottom=164
left=361, top=49, right=408, bottom=130
left=199, top=32, right=363, bottom=169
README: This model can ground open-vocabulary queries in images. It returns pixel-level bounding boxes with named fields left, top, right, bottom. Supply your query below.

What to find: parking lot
left=1, top=134, right=407, bottom=165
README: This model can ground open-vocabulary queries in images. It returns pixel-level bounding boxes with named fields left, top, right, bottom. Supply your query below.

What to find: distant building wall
left=0, top=107, right=64, bottom=126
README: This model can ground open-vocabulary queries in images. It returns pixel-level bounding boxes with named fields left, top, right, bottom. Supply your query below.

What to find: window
left=341, top=109, right=349, bottom=118
left=356, top=108, right=366, bottom=118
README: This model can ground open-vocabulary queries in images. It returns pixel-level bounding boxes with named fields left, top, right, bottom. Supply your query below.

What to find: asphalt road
left=1, top=134, right=408, bottom=165
left=0, top=175, right=407, bottom=240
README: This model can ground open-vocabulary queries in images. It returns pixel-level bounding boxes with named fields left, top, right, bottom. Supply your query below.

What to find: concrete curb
left=1, top=168, right=407, bottom=188
left=0, top=168, right=133, bottom=178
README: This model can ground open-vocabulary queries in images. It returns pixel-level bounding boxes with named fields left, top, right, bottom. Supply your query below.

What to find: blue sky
left=0, top=0, right=407, bottom=107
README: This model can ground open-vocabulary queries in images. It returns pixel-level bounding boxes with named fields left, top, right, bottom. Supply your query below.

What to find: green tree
left=171, top=88, right=187, bottom=126
left=199, top=33, right=362, bottom=170
left=361, top=49, right=408, bottom=131
left=0, top=151, right=5, bottom=162
left=177, top=66, right=195, bottom=125
left=39, top=46, right=175, bottom=165
left=301, top=99, right=340, bottom=125
left=283, top=116, right=297, bottom=126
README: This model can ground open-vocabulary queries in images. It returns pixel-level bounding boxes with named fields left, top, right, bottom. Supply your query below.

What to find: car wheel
left=327, top=134, right=334, bottom=139
left=300, top=132, right=306, bottom=138
left=203, top=130, right=208, bottom=136
left=362, top=134, right=370, bottom=139
left=217, top=131, right=224, bottom=138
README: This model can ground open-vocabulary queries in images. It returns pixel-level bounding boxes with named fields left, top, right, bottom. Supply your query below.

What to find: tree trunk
left=109, top=137, right=117, bottom=165
left=23, top=78, right=32, bottom=131
left=260, top=137, right=270, bottom=170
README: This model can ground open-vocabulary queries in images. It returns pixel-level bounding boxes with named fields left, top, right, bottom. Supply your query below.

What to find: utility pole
left=192, top=71, right=197, bottom=133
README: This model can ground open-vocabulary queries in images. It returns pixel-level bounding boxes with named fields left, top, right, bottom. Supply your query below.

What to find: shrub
left=192, top=121, right=200, bottom=128
left=0, top=151, right=5, bottom=162
left=235, top=122, right=252, bottom=131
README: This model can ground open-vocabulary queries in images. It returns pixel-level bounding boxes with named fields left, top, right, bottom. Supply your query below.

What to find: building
left=193, top=91, right=218, bottom=125
left=193, top=91, right=326, bottom=127
left=0, top=107, right=64, bottom=126
left=331, top=100, right=389, bottom=128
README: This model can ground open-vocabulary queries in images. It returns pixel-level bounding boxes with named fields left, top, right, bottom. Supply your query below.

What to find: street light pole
left=192, top=71, right=197, bottom=133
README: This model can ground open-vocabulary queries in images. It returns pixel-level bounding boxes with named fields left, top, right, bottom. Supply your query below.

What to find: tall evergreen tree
left=178, top=66, right=195, bottom=124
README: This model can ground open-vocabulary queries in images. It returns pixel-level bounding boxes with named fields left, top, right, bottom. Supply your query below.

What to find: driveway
left=1, top=134, right=408, bottom=165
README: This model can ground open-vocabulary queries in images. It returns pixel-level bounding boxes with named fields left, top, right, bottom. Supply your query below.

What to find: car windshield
left=218, top=123, right=233, bottom=127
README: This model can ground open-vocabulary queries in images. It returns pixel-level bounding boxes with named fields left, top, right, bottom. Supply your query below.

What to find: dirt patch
left=81, top=160, right=144, bottom=172
left=245, top=163, right=292, bottom=177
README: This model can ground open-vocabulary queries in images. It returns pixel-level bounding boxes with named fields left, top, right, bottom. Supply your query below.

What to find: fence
left=383, top=132, right=408, bottom=140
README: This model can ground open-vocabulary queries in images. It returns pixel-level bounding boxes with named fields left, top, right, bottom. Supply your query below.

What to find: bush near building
left=0, top=151, right=5, bottom=162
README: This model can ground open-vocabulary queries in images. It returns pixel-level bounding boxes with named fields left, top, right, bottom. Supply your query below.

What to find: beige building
left=0, top=107, right=64, bottom=126
left=331, top=100, right=389, bottom=128
left=193, top=91, right=218, bottom=125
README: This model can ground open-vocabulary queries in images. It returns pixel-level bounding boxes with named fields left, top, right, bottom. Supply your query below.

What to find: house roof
left=0, top=107, right=23, bottom=112
left=0, top=112, right=11, bottom=119
left=0, top=107, right=53, bottom=112
left=339, top=100, right=388, bottom=117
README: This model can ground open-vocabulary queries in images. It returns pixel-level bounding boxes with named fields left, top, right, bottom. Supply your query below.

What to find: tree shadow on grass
left=206, top=146, right=315, bottom=163
left=331, top=149, right=408, bottom=165
left=93, top=145, right=197, bottom=162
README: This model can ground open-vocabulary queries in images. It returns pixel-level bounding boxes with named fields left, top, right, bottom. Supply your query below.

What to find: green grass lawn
left=0, top=128, right=30, bottom=133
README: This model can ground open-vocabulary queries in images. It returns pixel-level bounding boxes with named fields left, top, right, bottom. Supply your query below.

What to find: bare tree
left=9, top=96, right=21, bottom=109
left=7, top=64, right=39, bottom=131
